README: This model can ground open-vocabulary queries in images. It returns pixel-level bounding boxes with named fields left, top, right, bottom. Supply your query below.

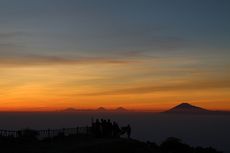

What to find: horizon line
left=1, top=102, right=230, bottom=112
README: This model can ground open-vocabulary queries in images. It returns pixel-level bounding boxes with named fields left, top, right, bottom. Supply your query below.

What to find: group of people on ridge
left=91, top=118, right=131, bottom=139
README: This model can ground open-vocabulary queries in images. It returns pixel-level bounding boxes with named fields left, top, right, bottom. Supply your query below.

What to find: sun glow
left=0, top=57, right=230, bottom=111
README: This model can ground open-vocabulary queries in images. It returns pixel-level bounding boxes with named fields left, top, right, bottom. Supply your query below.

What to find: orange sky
left=0, top=56, right=230, bottom=112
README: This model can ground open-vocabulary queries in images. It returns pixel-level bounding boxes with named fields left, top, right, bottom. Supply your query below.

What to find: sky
left=0, top=0, right=230, bottom=111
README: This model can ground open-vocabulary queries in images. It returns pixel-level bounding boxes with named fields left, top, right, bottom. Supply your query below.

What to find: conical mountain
left=62, top=108, right=78, bottom=112
left=165, top=103, right=210, bottom=114
left=96, top=107, right=107, bottom=111
left=114, top=107, right=128, bottom=112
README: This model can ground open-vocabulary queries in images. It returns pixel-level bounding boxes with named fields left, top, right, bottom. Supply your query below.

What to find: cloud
left=80, top=25, right=189, bottom=53
left=0, top=32, right=26, bottom=38
left=0, top=31, right=30, bottom=56
left=78, top=79, right=230, bottom=96
left=0, top=54, right=137, bottom=67
left=0, top=42, right=19, bottom=48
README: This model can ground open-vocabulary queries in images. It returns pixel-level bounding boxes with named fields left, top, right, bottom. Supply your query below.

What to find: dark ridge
left=0, top=136, right=222, bottom=153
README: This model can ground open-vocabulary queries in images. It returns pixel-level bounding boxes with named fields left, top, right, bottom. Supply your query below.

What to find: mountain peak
left=115, top=107, right=128, bottom=112
left=179, top=102, right=191, bottom=106
left=96, top=107, right=107, bottom=111
left=165, top=103, right=209, bottom=114
left=176, top=103, right=196, bottom=108
left=62, top=108, right=78, bottom=112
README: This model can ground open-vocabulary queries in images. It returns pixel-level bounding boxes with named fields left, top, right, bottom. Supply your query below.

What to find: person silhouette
left=127, top=124, right=131, bottom=139
left=112, top=121, right=120, bottom=138
left=94, top=119, right=101, bottom=137
left=107, top=119, right=113, bottom=137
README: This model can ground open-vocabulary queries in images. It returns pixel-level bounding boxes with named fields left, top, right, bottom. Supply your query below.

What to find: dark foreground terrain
left=0, top=135, right=222, bottom=153
left=0, top=112, right=229, bottom=152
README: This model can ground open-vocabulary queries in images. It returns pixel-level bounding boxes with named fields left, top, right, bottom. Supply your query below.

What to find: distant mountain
left=60, top=107, right=129, bottom=112
left=165, top=103, right=210, bottom=114
left=96, top=107, right=107, bottom=111
left=114, top=107, right=128, bottom=112
left=62, top=108, right=78, bottom=112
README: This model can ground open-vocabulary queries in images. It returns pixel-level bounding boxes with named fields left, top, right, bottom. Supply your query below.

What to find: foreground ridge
left=0, top=135, right=222, bottom=153
left=0, top=117, right=223, bottom=153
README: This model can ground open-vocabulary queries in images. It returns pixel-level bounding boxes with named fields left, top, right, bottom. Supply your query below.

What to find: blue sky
left=0, top=0, right=230, bottom=59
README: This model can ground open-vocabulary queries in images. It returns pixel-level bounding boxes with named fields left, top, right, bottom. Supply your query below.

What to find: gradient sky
left=0, top=0, right=230, bottom=111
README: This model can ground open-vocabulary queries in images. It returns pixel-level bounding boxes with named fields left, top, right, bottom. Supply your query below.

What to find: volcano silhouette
left=114, top=107, right=128, bottom=112
left=165, top=103, right=210, bottom=114
left=62, top=108, right=78, bottom=112
left=96, top=107, right=107, bottom=111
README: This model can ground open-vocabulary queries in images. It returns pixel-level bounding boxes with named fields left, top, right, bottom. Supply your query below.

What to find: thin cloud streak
left=0, top=55, right=137, bottom=67
left=78, top=79, right=230, bottom=96
left=0, top=32, right=27, bottom=38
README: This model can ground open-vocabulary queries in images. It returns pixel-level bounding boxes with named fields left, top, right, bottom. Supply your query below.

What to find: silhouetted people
left=107, top=119, right=113, bottom=137
left=101, top=119, right=106, bottom=137
left=92, top=119, right=102, bottom=137
left=91, top=118, right=129, bottom=138
left=112, top=121, right=120, bottom=138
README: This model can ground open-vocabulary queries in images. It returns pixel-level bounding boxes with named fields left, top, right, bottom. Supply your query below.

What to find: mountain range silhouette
left=61, top=107, right=128, bottom=112
left=60, top=103, right=230, bottom=115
